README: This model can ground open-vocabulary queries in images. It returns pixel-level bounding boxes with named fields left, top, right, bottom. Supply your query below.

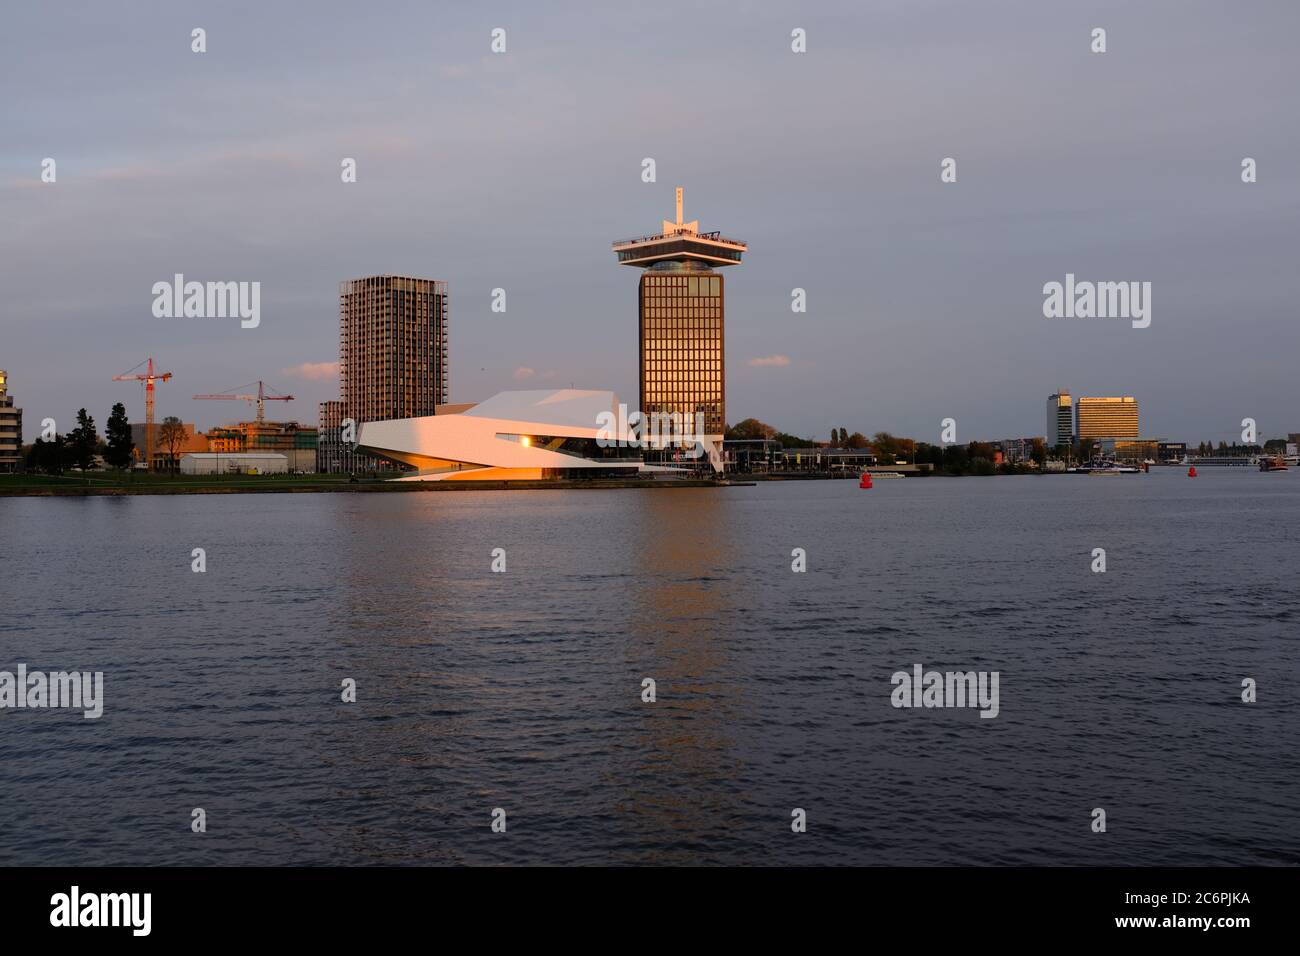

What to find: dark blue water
left=2, top=469, right=1297, bottom=865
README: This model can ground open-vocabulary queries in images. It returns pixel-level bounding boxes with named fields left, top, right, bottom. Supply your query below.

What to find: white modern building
left=357, top=389, right=659, bottom=481
left=180, top=452, right=288, bottom=475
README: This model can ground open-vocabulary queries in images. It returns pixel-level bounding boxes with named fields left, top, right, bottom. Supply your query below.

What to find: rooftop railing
left=612, top=229, right=747, bottom=249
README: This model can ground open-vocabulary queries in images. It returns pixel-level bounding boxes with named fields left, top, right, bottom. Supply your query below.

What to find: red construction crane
left=192, top=380, right=294, bottom=424
left=113, top=357, right=173, bottom=472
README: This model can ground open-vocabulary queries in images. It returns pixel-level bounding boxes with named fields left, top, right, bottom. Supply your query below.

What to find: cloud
left=512, top=366, right=536, bottom=380
left=748, top=355, right=791, bottom=367
left=282, top=361, right=339, bottom=381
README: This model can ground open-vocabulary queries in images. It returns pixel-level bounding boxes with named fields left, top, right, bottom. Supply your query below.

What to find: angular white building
left=357, top=389, right=650, bottom=481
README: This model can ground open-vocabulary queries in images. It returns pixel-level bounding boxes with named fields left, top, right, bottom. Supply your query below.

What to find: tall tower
left=340, top=275, right=448, bottom=423
left=613, top=188, right=746, bottom=471
left=328, top=275, right=447, bottom=473
left=1046, top=389, right=1073, bottom=449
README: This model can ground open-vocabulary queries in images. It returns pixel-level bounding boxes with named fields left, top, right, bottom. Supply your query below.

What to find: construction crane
left=113, top=357, right=173, bottom=472
left=192, top=381, right=294, bottom=424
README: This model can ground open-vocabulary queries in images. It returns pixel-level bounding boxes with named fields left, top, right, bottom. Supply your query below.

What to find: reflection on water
left=623, top=490, right=748, bottom=863
left=1, top=471, right=1298, bottom=865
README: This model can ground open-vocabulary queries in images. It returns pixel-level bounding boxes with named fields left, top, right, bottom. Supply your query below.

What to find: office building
left=1046, top=390, right=1073, bottom=449
left=1076, top=396, right=1139, bottom=440
left=613, top=188, right=746, bottom=471
left=0, top=370, right=22, bottom=472
left=206, top=420, right=317, bottom=472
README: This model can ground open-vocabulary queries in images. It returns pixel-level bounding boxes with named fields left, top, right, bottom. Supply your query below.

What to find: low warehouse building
left=179, top=452, right=288, bottom=475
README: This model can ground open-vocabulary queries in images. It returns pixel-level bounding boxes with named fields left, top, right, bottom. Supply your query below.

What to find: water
left=2, top=470, right=1298, bottom=866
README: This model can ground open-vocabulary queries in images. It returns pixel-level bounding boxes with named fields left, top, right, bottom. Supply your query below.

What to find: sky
left=2, top=0, right=1298, bottom=445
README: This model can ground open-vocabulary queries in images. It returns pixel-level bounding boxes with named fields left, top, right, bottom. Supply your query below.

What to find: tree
left=1030, top=438, right=1047, bottom=468
left=1078, top=438, right=1096, bottom=462
left=28, top=433, right=72, bottom=474
left=69, top=408, right=98, bottom=471
left=915, top=442, right=945, bottom=467
left=845, top=431, right=868, bottom=449
left=158, top=416, right=189, bottom=473
left=942, top=444, right=969, bottom=474
left=726, top=418, right=777, bottom=441
left=105, top=402, right=134, bottom=470
left=872, top=432, right=900, bottom=461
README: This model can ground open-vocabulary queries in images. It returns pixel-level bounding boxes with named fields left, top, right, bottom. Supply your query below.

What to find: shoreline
left=0, top=477, right=756, bottom=496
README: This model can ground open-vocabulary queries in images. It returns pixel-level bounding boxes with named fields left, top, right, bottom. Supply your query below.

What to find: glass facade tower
left=613, top=188, right=745, bottom=470
left=1075, top=396, right=1139, bottom=439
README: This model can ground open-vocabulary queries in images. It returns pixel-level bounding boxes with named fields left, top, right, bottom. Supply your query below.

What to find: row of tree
left=726, top=420, right=1057, bottom=475
left=725, top=418, right=814, bottom=449
left=25, top=404, right=136, bottom=474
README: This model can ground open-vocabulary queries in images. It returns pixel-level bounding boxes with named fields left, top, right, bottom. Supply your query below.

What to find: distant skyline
left=3, top=0, right=1299, bottom=444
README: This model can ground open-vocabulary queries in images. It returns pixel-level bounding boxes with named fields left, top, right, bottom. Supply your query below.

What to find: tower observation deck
left=612, top=189, right=745, bottom=472
left=612, top=187, right=747, bottom=269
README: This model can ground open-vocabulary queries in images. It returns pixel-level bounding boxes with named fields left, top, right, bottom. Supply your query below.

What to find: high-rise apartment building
left=340, top=275, right=448, bottom=423
left=321, top=275, right=448, bottom=473
left=1075, top=396, right=1139, bottom=440
left=1046, top=389, right=1073, bottom=449
left=0, top=370, right=22, bottom=472
left=613, top=188, right=745, bottom=470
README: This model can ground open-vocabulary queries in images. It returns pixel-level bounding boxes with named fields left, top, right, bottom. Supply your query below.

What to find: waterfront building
left=0, top=370, right=22, bottom=472
left=317, top=400, right=344, bottom=474
left=130, top=421, right=206, bottom=471
left=613, top=188, right=745, bottom=471
left=203, top=420, right=316, bottom=472
left=1046, top=390, right=1073, bottom=449
left=1100, top=438, right=1159, bottom=462
left=357, top=389, right=642, bottom=481
left=998, top=437, right=1042, bottom=464
left=1157, top=441, right=1188, bottom=462
left=179, top=452, right=288, bottom=475
left=1076, top=396, right=1139, bottom=440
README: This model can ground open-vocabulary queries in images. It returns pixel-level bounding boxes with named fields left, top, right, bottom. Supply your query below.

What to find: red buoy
left=859, top=472, right=873, bottom=489
left=1188, top=466, right=1198, bottom=478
